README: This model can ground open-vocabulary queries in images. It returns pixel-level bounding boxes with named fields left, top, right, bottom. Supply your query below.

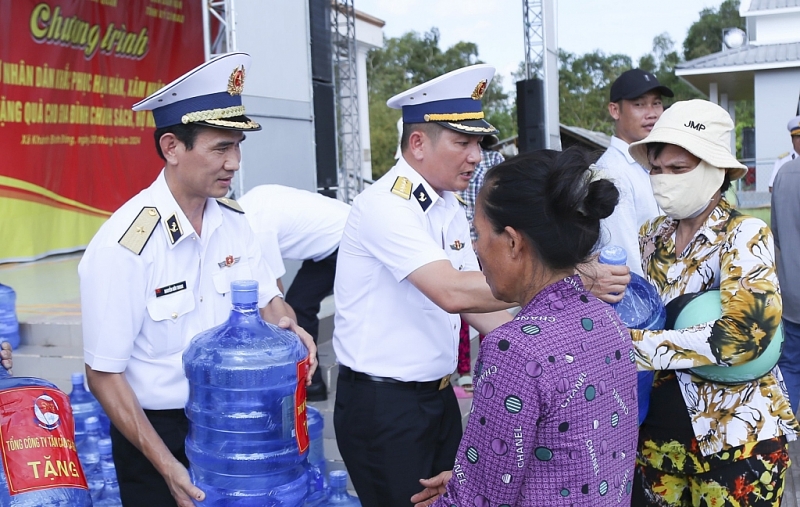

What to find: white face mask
left=650, top=160, right=724, bottom=220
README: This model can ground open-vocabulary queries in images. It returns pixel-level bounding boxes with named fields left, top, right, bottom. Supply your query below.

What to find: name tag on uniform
left=155, top=281, right=187, bottom=297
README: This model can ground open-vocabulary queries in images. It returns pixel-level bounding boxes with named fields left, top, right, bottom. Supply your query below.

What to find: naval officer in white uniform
left=332, top=64, right=513, bottom=507
left=79, top=53, right=316, bottom=507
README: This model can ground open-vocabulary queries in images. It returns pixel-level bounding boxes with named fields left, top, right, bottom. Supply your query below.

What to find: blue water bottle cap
left=598, top=245, right=627, bottom=266
left=329, top=470, right=348, bottom=489
left=85, top=416, right=101, bottom=431
left=98, top=438, right=112, bottom=455
left=71, top=372, right=85, bottom=385
left=231, top=280, right=259, bottom=305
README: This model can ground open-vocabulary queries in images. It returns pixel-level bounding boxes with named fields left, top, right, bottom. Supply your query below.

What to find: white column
left=709, top=83, right=719, bottom=104
left=356, top=42, right=373, bottom=181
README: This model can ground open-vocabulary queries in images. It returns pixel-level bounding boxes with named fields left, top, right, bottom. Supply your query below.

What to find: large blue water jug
left=0, top=367, right=92, bottom=506
left=0, top=284, right=21, bottom=350
left=320, top=471, right=360, bottom=507
left=304, top=406, right=326, bottom=506
left=183, top=280, right=310, bottom=506
left=70, top=372, right=104, bottom=441
left=599, top=246, right=666, bottom=425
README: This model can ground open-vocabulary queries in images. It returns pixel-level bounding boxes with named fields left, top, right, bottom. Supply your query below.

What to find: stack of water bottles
left=70, top=372, right=121, bottom=505
left=599, top=246, right=666, bottom=425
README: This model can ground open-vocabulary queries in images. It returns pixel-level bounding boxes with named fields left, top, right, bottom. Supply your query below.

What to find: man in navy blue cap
left=332, top=64, right=513, bottom=507
left=79, top=53, right=317, bottom=507
left=585, top=68, right=673, bottom=300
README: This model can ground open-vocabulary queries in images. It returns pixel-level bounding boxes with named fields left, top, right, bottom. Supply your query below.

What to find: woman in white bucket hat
left=625, top=99, right=799, bottom=506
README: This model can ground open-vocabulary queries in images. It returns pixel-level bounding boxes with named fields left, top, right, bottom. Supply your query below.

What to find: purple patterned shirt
left=433, top=277, right=638, bottom=506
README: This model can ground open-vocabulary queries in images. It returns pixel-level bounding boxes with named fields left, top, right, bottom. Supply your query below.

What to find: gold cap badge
left=228, top=65, right=245, bottom=96
left=471, top=79, right=488, bottom=100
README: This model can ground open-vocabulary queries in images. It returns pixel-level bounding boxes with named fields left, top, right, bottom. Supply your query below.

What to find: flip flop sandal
left=456, top=375, right=474, bottom=393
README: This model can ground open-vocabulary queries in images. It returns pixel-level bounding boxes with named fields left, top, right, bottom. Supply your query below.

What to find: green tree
left=683, top=0, right=745, bottom=61
left=366, top=29, right=513, bottom=178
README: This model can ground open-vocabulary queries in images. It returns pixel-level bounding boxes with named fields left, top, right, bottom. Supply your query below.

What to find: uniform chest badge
left=218, top=255, right=241, bottom=268
left=450, top=240, right=465, bottom=251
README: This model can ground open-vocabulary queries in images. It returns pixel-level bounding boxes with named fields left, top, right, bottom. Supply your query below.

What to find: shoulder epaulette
left=391, top=177, right=412, bottom=200
left=454, top=193, right=467, bottom=206
left=778, top=151, right=790, bottom=159
left=216, top=197, right=244, bottom=213
left=118, top=207, right=160, bottom=255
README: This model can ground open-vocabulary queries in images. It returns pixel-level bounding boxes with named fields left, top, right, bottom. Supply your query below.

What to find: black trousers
left=284, top=249, right=337, bottom=383
left=334, top=372, right=463, bottom=507
left=110, top=409, right=189, bottom=507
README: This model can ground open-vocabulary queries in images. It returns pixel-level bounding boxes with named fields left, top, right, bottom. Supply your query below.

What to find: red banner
left=0, top=0, right=204, bottom=261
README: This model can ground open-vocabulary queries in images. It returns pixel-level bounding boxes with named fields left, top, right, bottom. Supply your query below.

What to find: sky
left=355, top=0, right=727, bottom=91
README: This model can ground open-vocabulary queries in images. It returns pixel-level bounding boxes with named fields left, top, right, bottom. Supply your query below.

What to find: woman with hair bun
left=411, top=148, right=639, bottom=507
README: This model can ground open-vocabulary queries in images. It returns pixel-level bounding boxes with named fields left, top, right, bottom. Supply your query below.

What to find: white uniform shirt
left=333, top=157, right=479, bottom=382
left=238, top=185, right=351, bottom=278
left=595, top=136, right=661, bottom=276
left=768, top=149, right=798, bottom=189
left=80, top=171, right=281, bottom=410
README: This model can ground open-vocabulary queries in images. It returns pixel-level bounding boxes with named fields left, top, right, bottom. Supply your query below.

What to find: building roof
left=747, top=0, right=800, bottom=12
left=560, top=124, right=611, bottom=150
left=676, top=42, right=800, bottom=74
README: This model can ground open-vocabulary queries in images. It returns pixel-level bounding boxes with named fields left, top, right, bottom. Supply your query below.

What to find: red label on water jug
left=295, top=358, right=310, bottom=454
left=0, top=387, right=88, bottom=495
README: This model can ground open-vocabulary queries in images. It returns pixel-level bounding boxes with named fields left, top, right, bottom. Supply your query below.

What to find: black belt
left=338, top=365, right=451, bottom=391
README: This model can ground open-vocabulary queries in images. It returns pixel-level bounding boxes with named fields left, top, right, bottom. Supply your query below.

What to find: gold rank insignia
left=454, top=193, right=467, bottom=206
left=391, top=176, right=412, bottom=200
left=166, top=213, right=183, bottom=244
left=450, top=240, right=465, bottom=251
left=217, top=197, right=245, bottom=213
left=119, top=207, right=160, bottom=255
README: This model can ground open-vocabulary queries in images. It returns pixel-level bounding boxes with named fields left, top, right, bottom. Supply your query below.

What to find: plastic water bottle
left=70, top=372, right=104, bottom=441
left=184, top=280, right=311, bottom=506
left=95, top=461, right=121, bottom=506
left=0, top=284, right=21, bottom=350
left=78, top=416, right=104, bottom=500
left=599, top=246, right=666, bottom=425
left=98, top=438, right=114, bottom=470
left=0, top=367, right=92, bottom=506
left=321, top=471, right=360, bottom=506
left=304, top=406, right=327, bottom=506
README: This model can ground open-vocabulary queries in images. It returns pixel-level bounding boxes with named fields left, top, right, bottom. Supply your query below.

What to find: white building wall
left=754, top=68, right=800, bottom=191
left=355, top=16, right=383, bottom=181
left=752, top=12, right=800, bottom=44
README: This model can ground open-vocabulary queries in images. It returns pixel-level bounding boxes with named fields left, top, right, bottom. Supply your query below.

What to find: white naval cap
left=132, top=52, right=260, bottom=131
left=787, top=115, right=800, bottom=136
left=387, top=64, right=498, bottom=135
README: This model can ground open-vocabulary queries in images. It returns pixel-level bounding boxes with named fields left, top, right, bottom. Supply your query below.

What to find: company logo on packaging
left=33, top=395, right=61, bottom=431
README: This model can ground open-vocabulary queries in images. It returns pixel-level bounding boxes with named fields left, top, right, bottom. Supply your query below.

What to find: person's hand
left=163, top=458, right=205, bottom=507
left=410, top=470, right=453, bottom=507
left=1, top=342, right=12, bottom=375
left=278, top=316, right=318, bottom=385
left=580, top=261, right=631, bottom=304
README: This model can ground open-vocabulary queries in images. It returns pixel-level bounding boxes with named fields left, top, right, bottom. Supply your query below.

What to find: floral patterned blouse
left=630, top=198, right=799, bottom=456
